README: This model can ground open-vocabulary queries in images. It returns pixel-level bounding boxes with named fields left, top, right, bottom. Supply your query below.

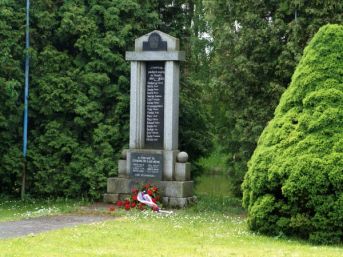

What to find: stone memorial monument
left=104, top=31, right=195, bottom=208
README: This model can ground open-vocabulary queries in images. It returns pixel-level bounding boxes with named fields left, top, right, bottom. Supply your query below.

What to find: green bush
left=206, top=0, right=343, bottom=197
left=0, top=2, right=25, bottom=194
left=0, top=1, right=155, bottom=198
left=242, top=24, right=343, bottom=244
left=0, top=1, right=212, bottom=199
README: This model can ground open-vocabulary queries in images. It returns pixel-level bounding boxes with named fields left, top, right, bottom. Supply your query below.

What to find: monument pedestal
left=104, top=30, right=195, bottom=208
left=104, top=177, right=196, bottom=208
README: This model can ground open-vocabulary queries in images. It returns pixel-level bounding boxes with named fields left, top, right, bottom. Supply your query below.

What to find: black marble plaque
left=145, top=62, right=165, bottom=149
left=130, top=152, right=163, bottom=180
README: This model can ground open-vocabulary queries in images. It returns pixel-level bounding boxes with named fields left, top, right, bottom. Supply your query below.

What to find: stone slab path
left=0, top=203, right=115, bottom=239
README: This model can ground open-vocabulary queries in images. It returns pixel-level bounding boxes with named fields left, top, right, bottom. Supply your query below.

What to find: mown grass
left=0, top=198, right=86, bottom=222
left=0, top=207, right=342, bottom=257
left=0, top=175, right=341, bottom=256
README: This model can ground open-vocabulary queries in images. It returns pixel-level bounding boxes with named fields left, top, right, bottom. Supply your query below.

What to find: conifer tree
left=0, top=1, right=25, bottom=194
left=242, top=24, right=343, bottom=244
left=0, top=0, right=212, bottom=197
left=206, top=0, right=343, bottom=195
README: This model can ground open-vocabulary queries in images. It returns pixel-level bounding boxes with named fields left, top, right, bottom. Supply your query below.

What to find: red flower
left=115, top=185, right=160, bottom=211
left=152, top=206, right=159, bottom=212
left=108, top=205, right=115, bottom=212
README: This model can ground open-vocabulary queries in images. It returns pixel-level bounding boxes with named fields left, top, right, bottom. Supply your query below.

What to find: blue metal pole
left=23, top=0, right=30, bottom=158
left=21, top=0, right=30, bottom=200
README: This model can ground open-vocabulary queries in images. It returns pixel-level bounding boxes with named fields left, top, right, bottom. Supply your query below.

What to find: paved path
left=0, top=214, right=114, bottom=239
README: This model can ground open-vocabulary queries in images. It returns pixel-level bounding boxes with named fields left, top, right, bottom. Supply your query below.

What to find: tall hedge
left=0, top=1, right=25, bottom=194
left=242, top=24, right=343, bottom=244
left=0, top=1, right=211, bottom=199
left=0, top=0, right=161, bottom=199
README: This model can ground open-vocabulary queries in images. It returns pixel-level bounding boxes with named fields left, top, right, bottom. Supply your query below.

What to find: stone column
left=129, top=61, right=146, bottom=149
left=164, top=61, right=180, bottom=151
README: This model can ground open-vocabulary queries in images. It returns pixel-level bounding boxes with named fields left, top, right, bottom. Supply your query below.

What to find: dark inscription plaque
left=130, top=153, right=163, bottom=180
left=145, top=62, right=165, bottom=149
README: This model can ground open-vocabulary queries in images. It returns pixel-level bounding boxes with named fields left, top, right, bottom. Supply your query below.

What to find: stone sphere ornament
left=177, top=152, right=189, bottom=163
left=121, top=149, right=128, bottom=160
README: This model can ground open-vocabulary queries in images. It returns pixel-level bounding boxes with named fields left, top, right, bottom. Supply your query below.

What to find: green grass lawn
left=0, top=198, right=86, bottom=222
left=0, top=195, right=342, bottom=257
left=195, top=175, right=234, bottom=197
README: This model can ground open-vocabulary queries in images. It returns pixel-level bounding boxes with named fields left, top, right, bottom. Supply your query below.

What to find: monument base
left=104, top=177, right=196, bottom=208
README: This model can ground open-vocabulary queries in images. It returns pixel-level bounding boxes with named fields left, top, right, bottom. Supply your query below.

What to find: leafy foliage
left=242, top=25, right=343, bottom=244
left=0, top=1, right=25, bottom=194
left=157, top=0, right=213, bottom=168
left=0, top=0, right=212, bottom=199
left=26, top=0, right=160, bottom=199
left=206, top=0, right=343, bottom=195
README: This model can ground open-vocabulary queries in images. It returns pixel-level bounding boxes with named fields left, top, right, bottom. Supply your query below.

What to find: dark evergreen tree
left=155, top=0, right=213, bottom=168
left=206, top=0, right=343, bottom=195
left=27, top=0, right=161, bottom=198
left=0, top=1, right=25, bottom=195
left=0, top=0, right=212, bottom=198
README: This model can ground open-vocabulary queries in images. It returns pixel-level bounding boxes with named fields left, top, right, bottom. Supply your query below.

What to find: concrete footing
left=162, top=196, right=197, bottom=208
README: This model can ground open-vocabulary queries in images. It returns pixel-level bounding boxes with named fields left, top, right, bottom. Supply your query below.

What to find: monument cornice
left=125, top=51, right=185, bottom=61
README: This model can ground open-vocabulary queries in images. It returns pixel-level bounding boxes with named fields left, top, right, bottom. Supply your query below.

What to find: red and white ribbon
left=137, top=191, right=173, bottom=214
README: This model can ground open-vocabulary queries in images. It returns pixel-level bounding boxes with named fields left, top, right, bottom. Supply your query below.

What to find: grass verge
left=0, top=209, right=342, bottom=257
left=0, top=196, right=342, bottom=256
left=0, top=198, right=87, bottom=222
